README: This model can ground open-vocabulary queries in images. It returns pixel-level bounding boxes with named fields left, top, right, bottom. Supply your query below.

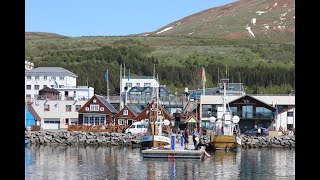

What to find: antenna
left=153, top=63, right=155, bottom=78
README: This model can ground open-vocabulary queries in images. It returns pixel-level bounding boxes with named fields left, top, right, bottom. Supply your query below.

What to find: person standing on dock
left=184, top=128, right=189, bottom=149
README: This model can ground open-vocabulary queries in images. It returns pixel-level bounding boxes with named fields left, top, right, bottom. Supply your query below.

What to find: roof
left=39, top=87, right=60, bottom=94
left=127, top=104, right=143, bottom=114
left=27, top=105, right=41, bottom=120
left=200, top=94, right=295, bottom=106
left=125, top=105, right=138, bottom=117
left=25, top=67, right=78, bottom=78
left=95, top=95, right=118, bottom=114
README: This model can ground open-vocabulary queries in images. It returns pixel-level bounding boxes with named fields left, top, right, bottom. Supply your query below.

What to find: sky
left=26, top=0, right=235, bottom=37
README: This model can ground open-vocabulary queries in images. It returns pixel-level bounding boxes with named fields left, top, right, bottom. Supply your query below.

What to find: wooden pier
left=141, top=149, right=204, bottom=159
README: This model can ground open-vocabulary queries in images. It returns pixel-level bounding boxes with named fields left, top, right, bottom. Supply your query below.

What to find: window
left=100, top=107, right=104, bottom=111
left=51, top=85, right=54, bottom=88
left=44, top=76, right=47, bottom=80
left=66, top=105, right=71, bottom=112
left=27, top=76, right=31, bottom=80
left=287, top=111, right=294, bottom=117
left=26, top=94, right=31, bottom=98
left=43, top=85, right=47, bottom=88
left=65, top=118, right=69, bottom=124
left=60, top=76, right=64, bottom=80
left=90, top=104, right=99, bottom=111
left=44, top=104, right=50, bottom=111
left=100, top=116, right=105, bottom=124
left=84, top=116, right=89, bottom=124
left=35, top=76, right=39, bottom=80
left=126, top=83, right=132, bottom=88
left=144, top=83, right=151, bottom=87
left=89, top=116, right=94, bottom=124
left=59, top=85, right=64, bottom=88
left=75, top=105, right=81, bottom=111
left=34, top=85, right=39, bottom=90
left=118, top=119, right=126, bottom=125
left=136, top=83, right=140, bottom=87
left=94, top=117, right=100, bottom=125
left=26, top=85, right=31, bottom=90
left=52, top=76, right=56, bottom=80
left=123, top=110, right=128, bottom=115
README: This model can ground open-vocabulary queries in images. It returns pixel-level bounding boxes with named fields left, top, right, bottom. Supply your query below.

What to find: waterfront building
left=199, top=94, right=295, bottom=134
left=25, top=67, right=94, bottom=102
left=31, top=99, right=87, bottom=130
left=115, top=105, right=138, bottom=129
left=25, top=104, right=41, bottom=130
left=78, top=94, right=118, bottom=126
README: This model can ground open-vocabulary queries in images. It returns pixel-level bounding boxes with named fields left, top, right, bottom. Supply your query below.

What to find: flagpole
left=107, top=69, right=109, bottom=100
left=120, top=64, right=123, bottom=109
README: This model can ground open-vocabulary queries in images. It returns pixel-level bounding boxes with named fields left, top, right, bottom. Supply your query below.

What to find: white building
left=25, top=60, right=34, bottom=70
left=121, top=76, right=159, bottom=94
left=32, top=99, right=88, bottom=130
left=275, top=108, right=295, bottom=132
left=25, top=67, right=94, bottom=101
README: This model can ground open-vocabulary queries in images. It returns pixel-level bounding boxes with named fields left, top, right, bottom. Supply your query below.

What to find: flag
left=201, top=67, right=206, bottom=82
left=128, top=69, right=130, bottom=81
left=105, top=69, right=109, bottom=81
left=54, top=80, right=58, bottom=88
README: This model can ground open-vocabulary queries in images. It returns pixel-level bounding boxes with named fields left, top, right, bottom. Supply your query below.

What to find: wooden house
left=115, top=105, right=138, bottom=129
left=78, top=94, right=118, bottom=125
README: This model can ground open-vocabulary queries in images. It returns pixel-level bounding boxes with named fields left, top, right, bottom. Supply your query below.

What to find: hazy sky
left=26, top=0, right=235, bottom=37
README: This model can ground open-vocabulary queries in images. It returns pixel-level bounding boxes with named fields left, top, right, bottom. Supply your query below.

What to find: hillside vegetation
left=25, top=0, right=295, bottom=95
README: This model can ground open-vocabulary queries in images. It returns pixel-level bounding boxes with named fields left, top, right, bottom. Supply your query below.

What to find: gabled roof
left=25, top=67, right=78, bottom=78
left=95, top=95, right=118, bottom=114
left=39, top=87, right=60, bottom=94
left=28, top=105, right=41, bottom=120
left=229, top=95, right=276, bottom=110
left=182, top=115, right=199, bottom=124
left=117, top=105, right=138, bottom=117
left=127, top=104, right=143, bottom=114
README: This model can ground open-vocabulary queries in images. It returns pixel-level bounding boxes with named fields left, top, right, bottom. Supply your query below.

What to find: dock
left=141, top=149, right=204, bottom=159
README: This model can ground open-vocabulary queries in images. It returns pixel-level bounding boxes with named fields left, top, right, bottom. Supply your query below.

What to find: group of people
left=175, top=128, right=210, bottom=156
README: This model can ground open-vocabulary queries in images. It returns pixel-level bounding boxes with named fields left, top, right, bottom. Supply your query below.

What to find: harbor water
left=25, top=144, right=295, bottom=179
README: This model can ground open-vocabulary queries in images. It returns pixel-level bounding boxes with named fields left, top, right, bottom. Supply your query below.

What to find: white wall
left=57, top=87, right=94, bottom=100
left=32, top=99, right=88, bottom=130
left=275, top=108, right=295, bottom=131
left=25, top=75, right=77, bottom=98
left=121, top=78, right=159, bottom=94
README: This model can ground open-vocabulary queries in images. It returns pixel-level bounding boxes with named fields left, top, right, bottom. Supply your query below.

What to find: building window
left=43, top=85, right=47, bottom=88
left=84, top=116, right=89, bottom=124
left=144, top=83, right=151, bottom=87
left=60, top=76, right=64, bottom=80
left=136, top=83, right=140, bottom=87
left=44, top=76, right=47, bottom=80
left=65, top=118, right=69, bottom=124
left=123, top=110, right=128, bottom=115
left=59, top=85, right=64, bottom=88
left=34, top=85, right=39, bottom=90
left=66, top=105, right=71, bottom=112
left=89, top=116, right=94, bottom=124
left=100, top=116, right=105, bottom=124
left=75, top=105, right=81, bottom=111
left=26, top=94, right=31, bottom=98
left=44, top=104, right=50, bottom=111
left=26, top=85, right=31, bottom=90
left=125, top=83, right=132, bottom=88
left=52, top=76, right=56, bottom=80
left=287, top=111, right=294, bottom=117
left=118, top=119, right=126, bottom=125
left=35, top=76, right=39, bottom=80
left=94, top=116, right=100, bottom=125
left=90, top=104, right=99, bottom=111
left=27, top=76, right=31, bottom=80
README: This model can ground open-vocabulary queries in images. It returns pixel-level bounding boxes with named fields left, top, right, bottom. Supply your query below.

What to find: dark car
left=244, top=128, right=269, bottom=136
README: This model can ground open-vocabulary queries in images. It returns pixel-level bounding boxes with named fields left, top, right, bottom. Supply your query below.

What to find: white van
left=125, top=121, right=147, bottom=135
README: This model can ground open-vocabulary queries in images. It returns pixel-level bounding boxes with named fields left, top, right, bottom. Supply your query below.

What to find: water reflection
left=25, top=145, right=295, bottom=179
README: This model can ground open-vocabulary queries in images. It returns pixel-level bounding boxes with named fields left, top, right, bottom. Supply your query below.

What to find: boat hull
left=140, top=135, right=170, bottom=149
left=210, top=134, right=237, bottom=150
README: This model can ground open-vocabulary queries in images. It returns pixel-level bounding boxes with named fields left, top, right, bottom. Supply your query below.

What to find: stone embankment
left=240, top=135, right=295, bottom=148
left=25, top=131, right=141, bottom=147
left=25, top=131, right=295, bottom=148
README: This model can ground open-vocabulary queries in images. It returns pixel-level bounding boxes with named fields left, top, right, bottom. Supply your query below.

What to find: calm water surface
left=25, top=144, right=295, bottom=179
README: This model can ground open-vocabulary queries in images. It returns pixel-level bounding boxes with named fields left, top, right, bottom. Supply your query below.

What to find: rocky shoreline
left=25, top=131, right=295, bottom=148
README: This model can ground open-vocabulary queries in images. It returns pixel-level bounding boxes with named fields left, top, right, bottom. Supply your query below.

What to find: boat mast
left=157, top=73, right=162, bottom=136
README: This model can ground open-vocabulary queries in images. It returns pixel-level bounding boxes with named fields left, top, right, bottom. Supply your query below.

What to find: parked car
left=124, top=122, right=147, bottom=135
left=244, top=128, right=269, bottom=136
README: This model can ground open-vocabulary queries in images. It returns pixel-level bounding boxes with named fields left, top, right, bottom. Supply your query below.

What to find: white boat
left=209, top=78, right=242, bottom=150
left=140, top=85, right=171, bottom=150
